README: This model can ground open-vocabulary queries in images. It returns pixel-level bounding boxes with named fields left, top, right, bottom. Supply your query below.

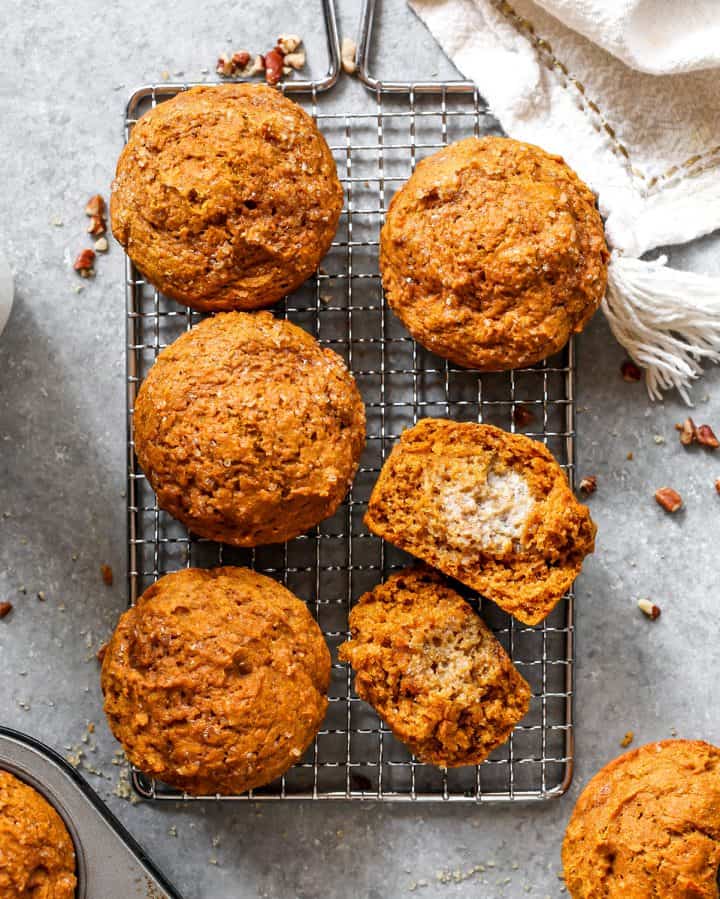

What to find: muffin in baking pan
left=133, top=311, right=366, bottom=547
left=380, top=136, right=609, bottom=371
left=563, top=740, right=720, bottom=898
left=101, top=567, right=330, bottom=796
left=365, top=419, right=596, bottom=625
left=111, top=83, right=343, bottom=312
left=0, top=769, right=77, bottom=898
left=339, top=567, right=531, bottom=767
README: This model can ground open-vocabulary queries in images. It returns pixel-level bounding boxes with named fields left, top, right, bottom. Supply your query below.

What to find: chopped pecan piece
left=85, top=194, right=105, bottom=218
left=697, top=424, right=719, bottom=449
left=675, top=417, right=697, bottom=446
left=620, top=360, right=642, bottom=382
left=264, top=48, right=284, bottom=85
left=0, top=601, right=12, bottom=619
left=579, top=475, right=597, bottom=496
left=512, top=406, right=534, bottom=427
left=100, top=564, right=113, bottom=586
left=638, top=598, right=661, bottom=620
left=654, top=487, right=682, bottom=513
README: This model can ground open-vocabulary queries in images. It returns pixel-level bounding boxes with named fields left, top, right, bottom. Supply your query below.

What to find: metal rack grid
left=125, top=9, right=576, bottom=804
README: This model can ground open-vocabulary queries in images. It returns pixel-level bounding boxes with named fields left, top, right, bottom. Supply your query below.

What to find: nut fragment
left=0, top=601, right=12, bottom=619
left=94, top=236, right=109, bottom=253
left=247, top=54, right=265, bottom=76
left=231, top=50, right=251, bottom=70
left=715, top=478, right=720, bottom=495
left=675, top=417, right=697, bottom=445
left=638, top=598, right=661, bottom=620
left=277, top=34, right=302, bottom=55
left=216, top=54, right=234, bottom=77
left=100, top=564, right=113, bottom=587
left=512, top=406, right=534, bottom=427
left=284, top=51, right=306, bottom=70
left=620, top=360, right=642, bottom=382
left=264, top=48, right=284, bottom=85
left=341, top=36, right=357, bottom=74
left=697, top=424, right=719, bottom=449
left=87, top=215, right=106, bottom=236
left=620, top=731, right=634, bottom=748
left=579, top=475, right=597, bottom=495
left=73, top=248, right=95, bottom=277
left=85, top=194, right=105, bottom=218
left=654, top=487, right=682, bottom=513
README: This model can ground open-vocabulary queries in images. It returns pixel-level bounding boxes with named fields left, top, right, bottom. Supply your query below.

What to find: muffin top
left=0, top=770, right=77, bottom=898
left=133, top=311, right=366, bottom=546
left=111, top=83, right=343, bottom=311
left=365, top=419, right=596, bottom=625
left=380, top=136, right=609, bottom=370
left=339, top=567, right=531, bottom=767
left=101, top=566, right=331, bottom=795
left=562, top=740, right=720, bottom=898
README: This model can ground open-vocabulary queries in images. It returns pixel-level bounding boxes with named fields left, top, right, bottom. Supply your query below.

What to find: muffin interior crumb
left=431, top=463, right=533, bottom=556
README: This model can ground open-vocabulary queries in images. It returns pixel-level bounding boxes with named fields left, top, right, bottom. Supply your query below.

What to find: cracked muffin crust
left=562, top=740, right=720, bottom=898
left=338, top=567, right=531, bottom=767
left=380, top=136, right=609, bottom=371
left=111, top=83, right=343, bottom=311
left=133, top=311, right=366, bottom=547
left=0, top=770, right=77, bottom=898
left=365, top=419, right=596, bottom=625
left=101, top=567, right=331, bottom=795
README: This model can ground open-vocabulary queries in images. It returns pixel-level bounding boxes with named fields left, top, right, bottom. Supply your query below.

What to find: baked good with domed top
left=0, top=769, right=77, bottom=898
left=111, top=83, right=343, bottom=311
left=380, top=136, right=609, bottom=370
left=101, top=566, right=331, bottom=795
left=562, top=739, right=720, bottom=898
left=133, top=311, right=366, bottom=547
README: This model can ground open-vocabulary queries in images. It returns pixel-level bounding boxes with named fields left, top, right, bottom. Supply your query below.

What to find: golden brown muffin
left=562, top=740, right=720, bottom=899
left=133, top=311, right=366, bottom=546
left=380, top=136, right=609, bottom=370
left=101, top=567, right=330, bottom=795
left=0, top=770, right=77, bottom=898
left=111, top=83, right=343, bottom=311
left=365, top=419, right=595, bottom=625
left=338, top=567, right=530, bottom=767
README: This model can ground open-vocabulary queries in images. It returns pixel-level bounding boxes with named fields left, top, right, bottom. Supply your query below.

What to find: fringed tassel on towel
left=603, top=253, right=720, bottom=404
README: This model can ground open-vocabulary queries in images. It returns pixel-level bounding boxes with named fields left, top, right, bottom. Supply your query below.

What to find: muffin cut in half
left=111, top=83, right=343, bottom=312
left=562, top=740, right=720, bottom=899
left=338, top=567, right=531, bottom=767
left=365, top=419, right=596, bottom=625
left=133, top=311, right=366, bottom=547
left=101, top=567, right=331, bottom=796
left=0, top=770, right=77, bottom=898
left=380, top=136, right=609, bottom=370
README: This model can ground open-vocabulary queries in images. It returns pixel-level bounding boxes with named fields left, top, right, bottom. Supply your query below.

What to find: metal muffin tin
left=0, top=727, right=182, bottom=899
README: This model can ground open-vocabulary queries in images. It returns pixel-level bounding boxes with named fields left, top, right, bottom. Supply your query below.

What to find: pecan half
left=655, top=487, right=682, bottom=513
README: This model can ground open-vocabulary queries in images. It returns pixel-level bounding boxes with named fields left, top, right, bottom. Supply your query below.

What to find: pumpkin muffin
left=0, top=770, right=77, bottom=898
left=380, top=136, right=609, bottom=370
left=111, top=83, right=343, bottom=311
left=562, top=740, right=720, bottom=898
left=133, top=311, right=366, bottom=546
left=101, top=567, right=331, bottom=795
left=339, top=567, right=531, bottom=767
left=365, top=419, right=595, bottom=625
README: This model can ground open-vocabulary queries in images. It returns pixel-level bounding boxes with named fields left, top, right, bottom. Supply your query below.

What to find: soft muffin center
left=431, top=464, right=533, bottom=555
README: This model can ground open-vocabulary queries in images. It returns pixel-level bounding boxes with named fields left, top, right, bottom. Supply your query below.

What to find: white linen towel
left=409, top=0, right=720, bottom=401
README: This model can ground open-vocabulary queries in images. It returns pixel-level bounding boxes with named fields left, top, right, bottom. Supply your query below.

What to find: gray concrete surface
left=1, top=0, right=719, bottom=896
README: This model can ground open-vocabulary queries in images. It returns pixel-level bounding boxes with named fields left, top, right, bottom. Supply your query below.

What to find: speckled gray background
left=1, top=0, right=719, bottom=897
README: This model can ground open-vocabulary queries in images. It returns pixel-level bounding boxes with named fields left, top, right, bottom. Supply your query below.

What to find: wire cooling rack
left=124, top=1, right=576, bottom=803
